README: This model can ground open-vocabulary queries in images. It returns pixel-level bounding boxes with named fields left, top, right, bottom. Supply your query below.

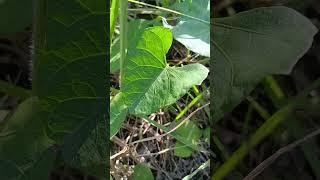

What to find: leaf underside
left=165, top=0, right=210, bottom=57
left=212, top=6, right=318, bottom=123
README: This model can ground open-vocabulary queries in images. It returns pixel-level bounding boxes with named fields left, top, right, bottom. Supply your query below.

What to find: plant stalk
left=0, top=80, right=31, bottom=99
left=110, top=0, right=119, bottom=43
left=119, top=0, right=128, bottom=88
left=32, top=0, right=47, bottom=95
left=262, top=76, right=320, bottom=179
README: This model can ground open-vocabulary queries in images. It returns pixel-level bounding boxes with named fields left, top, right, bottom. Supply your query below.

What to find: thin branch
left=243, top=128, right=320, bottom=180
left=130, top=103, right=210, bottom=145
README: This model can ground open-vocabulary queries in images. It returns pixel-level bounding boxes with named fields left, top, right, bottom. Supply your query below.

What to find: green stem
left=242, top=104, right=253, bottom=135
left=182, top=160, right=210, bottom=180
left=192, top=85, right=200, bottom=95
left=262, top=76, right=285, bottom=107
left=263, top=76, right=320, bottom=179
left=211, top=77, right=320, bottom=180
left=119, top=0, right=128, bottom=88
left=110, top=0, right=119, bottom=43
left=246, top=96, right=270, bottom=120
left=212, top=103, right=293, bottom=180
left=32, top=0, right=47, bottom=95
left=175, top=92, right=202, bottom=121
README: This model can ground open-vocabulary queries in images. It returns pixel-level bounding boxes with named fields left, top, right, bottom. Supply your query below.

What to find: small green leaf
left=203, top=127, right=210, bottom=143
left=110, top=93, right=127, bottom=138
left=174, top=120, right=202, bottom=157
left=133, top=164, right=154, bottom=180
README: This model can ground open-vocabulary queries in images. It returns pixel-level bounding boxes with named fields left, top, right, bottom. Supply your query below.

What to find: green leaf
left=60, top=105, right=107, bottom=178
left=133, top=164, right=154, bottom=180
left=35, top=0, right=107, bottom=141
left=32, top=0, right=108, bottom=176
left=0, top=148, right=56, bottom=180
left=0, top=80, right=31, bottom=99
left=141, top=116, right=200, bottom=151
left=110, top=26, right=208, bottom=138
left=0, top=160, right=23, bottom=180
left=110, top=37, right=121, bottom=73
left=212, top=6, right=318, bottom=122
left=164, top=0, right=210, bottom=57
left=127, top=20, right=156, bottom=49
left=110, top=93, right=127, bottom=138
left=174, top=120, right=202, bottom=157
left=122, top=27, right=209, bottom=115
left=203, top=127, right=210, bottom=143
left=22, top=147, right=57, bottom=180
left=0, top=97, right=55, bottom=179
left=0, top=0, right=33, bottom=34
left=111, top=20, right=159, bottom=73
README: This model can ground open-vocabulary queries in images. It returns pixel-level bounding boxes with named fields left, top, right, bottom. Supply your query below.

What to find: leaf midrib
left=128, top=67, right=168, bottom=114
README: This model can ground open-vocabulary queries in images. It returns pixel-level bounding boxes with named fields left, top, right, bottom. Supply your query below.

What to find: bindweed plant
left=110, top=0, right=211, bottom=179
left=0, top=0, right=318, bottom=179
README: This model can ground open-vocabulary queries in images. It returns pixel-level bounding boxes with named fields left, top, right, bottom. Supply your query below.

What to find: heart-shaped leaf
left=122, top=27, right=209, bottom=115
left=110, top=27, right=208, bottom=137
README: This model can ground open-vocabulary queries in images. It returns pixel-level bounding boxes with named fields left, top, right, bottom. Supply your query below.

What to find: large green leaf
left=22, top=147, right=57, bottom=180
left=0, top=0, right=108, bottom=178
left=61, top=109, right=108, bottom=178
left=163, top=0, right=210, bottom=57
left=34, top=0, right=107, bottom=151
left=212, top=6, right=318, bottom=122
left=20, top=0, right=107, bottom=177
left=110, top=27, right=208, bottom=137
left=0, top=0, right=33, bottom=34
